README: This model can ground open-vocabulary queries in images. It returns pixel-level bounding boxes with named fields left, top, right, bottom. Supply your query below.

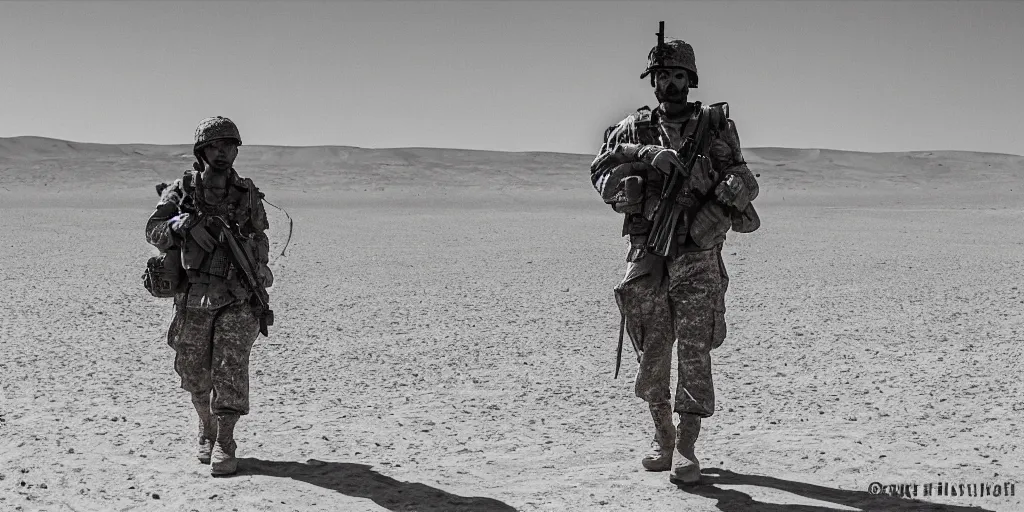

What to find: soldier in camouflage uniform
left=146, top=116, right=274, bottom=476
left=590, top=26, right=760, bottom=485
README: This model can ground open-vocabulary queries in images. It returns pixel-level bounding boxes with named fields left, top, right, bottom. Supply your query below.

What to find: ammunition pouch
left=180, top=233, right=234, bottom=279
left=623, top=214, right=652, bottom=237
left=249, top=294, right=274, bottom=326
left=257, top=263, right=274, bottom=288
left=143, top=249, right=186, bottom=298
left=205, top=248, right=233, bottom=279
left=625, top=233, right=650, bottom=262
left=732, top=204, right=760, bottom=233
left=607, top=175, right=645, bottom=214
left=689, top=201, right=732, bottom=249
left=180, top=239, right=206, bottom=270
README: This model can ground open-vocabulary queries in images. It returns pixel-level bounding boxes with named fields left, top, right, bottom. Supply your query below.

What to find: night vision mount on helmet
left=640, top=21, right=698, bottom=88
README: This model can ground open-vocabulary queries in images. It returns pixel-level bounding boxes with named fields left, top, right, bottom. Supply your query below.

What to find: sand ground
left=1, top=146, right=1023, bottom=511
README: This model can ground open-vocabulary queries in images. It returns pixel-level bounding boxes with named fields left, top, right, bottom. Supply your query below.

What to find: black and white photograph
left=1, top=1, right=1021, bottom=510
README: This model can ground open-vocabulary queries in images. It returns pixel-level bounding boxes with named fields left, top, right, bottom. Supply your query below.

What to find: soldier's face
left=653, top=69, right=689, bottom=104
left=200, top=140, right=239, bottom=171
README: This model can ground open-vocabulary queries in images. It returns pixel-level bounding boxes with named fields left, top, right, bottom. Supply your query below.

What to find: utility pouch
left=143, top=248, right=185, bottom=298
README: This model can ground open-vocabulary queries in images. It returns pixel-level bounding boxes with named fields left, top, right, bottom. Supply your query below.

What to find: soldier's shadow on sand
left=680, top=468, right=994, bottom=512
left=237, top=458, right=517, bottom=512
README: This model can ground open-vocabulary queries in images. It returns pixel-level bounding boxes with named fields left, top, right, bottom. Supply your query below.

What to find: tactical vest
left=177, top=170, right=257, bottom=309
left=623, top=103, right=728, bottom=254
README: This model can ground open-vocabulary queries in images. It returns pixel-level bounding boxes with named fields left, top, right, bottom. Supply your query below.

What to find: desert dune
left=1, top=137, right=1021, bottom=511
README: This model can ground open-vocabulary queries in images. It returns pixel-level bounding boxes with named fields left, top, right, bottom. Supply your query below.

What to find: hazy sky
left=2, top=0, right=1021, bottom=155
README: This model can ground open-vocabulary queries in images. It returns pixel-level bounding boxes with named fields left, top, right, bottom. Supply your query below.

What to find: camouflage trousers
left=615, top=245, right=729, bottom=417
left=167, top=296, right=260, bottom=416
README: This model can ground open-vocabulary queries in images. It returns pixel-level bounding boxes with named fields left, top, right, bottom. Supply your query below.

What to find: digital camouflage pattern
left=616, top=249, right=724, bottom=416
left=592, top=105, right=760, bottom=221
left=593, top=26, right=760, bottom=480
left=592, top=102, right=757, bottom=418
left=167, top=299, right=260, bottom=416
left=194, top=116, right=242, bottom=150
left=146, top=166, right=270, bottom=419
left=641, top=39, right=699, bottom=86
left=146, top=169, right=271, bottom=310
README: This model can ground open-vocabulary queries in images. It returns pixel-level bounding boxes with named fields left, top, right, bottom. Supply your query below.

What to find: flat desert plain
left=1, top=137, right=1022, bottom=511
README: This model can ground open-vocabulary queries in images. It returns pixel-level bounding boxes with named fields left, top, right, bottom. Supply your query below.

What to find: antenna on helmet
left=641, top=20, right=669, bottom=80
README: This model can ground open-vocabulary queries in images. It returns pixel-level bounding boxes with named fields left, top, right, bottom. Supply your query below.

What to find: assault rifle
left=645, top=104, right=713, bottom=257
left=211, top=216, right=274, bottom=337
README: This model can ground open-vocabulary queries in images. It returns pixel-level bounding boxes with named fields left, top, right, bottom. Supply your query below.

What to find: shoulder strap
left=678, top=102, right=704, bottom=140
left=181, top=170, right=194, bottom=193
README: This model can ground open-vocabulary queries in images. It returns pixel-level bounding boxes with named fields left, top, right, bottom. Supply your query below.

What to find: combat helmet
left=640, top=21, right=698, bottom=88
left=193, top=116, right=242, bottom=154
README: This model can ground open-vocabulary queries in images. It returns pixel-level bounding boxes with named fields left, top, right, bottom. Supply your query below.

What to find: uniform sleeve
left=244, top=182, right=271, bottom=266
left=710, top=118, right=759, bottom=203
left=252, top=225, right=270, bottom=266
left=590, top=116, right=649, bottom=203
left=145, top=180, right=183, bottom=251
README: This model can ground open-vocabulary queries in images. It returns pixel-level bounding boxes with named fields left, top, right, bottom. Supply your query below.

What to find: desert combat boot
left=669, top=413, right=702, bottom=485
left=191, top=392, right=215, bottom=464
left=210, top=414, right=239, bottom=476
left=642, top=402, right=675, bottom=471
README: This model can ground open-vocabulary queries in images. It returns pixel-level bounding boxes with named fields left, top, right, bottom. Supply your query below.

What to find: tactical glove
left=638, top=147, right=684, bottom=177
left=168, top=213, right=198, bottom=236
left=714, top=174, right=751, bottom=210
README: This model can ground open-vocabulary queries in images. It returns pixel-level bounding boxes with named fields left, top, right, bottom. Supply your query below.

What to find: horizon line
left=1, top=135, right=1021, bottom=159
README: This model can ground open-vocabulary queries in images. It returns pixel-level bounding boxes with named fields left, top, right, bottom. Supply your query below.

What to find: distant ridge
left=1, top=136, right=1021, bottom=191
left=3, top=135, right=1021, bottom=159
